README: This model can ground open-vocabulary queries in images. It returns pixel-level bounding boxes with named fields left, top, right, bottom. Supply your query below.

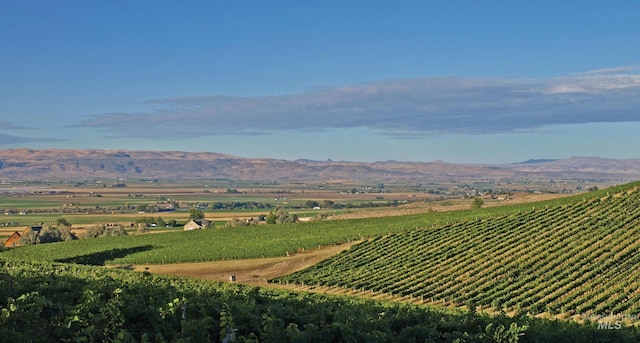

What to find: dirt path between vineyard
left=119, top=241, right=359, bottom=286
left=120, top=242, right=476, bottom=316
left=117, top=194, right=568, bottom=287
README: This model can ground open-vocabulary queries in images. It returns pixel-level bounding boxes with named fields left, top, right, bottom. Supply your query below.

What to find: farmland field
left=1, top=183, right=611, bottom=265
left=0, top=178, right=582, bottom=251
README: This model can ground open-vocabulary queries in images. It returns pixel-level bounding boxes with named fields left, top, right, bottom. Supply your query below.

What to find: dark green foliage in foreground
left=1, top=259, right=639, bottom=342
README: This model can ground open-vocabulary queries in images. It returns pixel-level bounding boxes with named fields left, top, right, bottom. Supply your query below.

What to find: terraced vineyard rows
left=274, top=187, right=640, bottom=320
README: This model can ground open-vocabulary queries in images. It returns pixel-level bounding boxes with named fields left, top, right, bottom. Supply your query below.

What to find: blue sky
left=1, top=1, right=639, bottom=163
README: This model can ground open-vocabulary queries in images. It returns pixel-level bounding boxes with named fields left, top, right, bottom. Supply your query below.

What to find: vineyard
left=275, top=185, right=640, bottom=323
left=1, top=185, right=622, bottom=265
left=2, top=258, right=640, bottom=342
left=4, top=183, right=640, bottom=341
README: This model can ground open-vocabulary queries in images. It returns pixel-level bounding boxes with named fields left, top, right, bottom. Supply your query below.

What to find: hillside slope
left=275, top=184, right=640, bottom=321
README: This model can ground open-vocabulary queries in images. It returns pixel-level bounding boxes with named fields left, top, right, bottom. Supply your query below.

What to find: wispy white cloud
left=77, top=68, right=640, bottom=138
left=0, top=121, right=60, bottom=146
left=0, top=121, right=31, bottom=130
left=571, top=66, right=639, bottom=76
left=545, top=70, right=640, bottom=94
left=0, top=133, right=59, bottom=146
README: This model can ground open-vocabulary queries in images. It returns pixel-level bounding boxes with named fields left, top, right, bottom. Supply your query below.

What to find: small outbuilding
left=4, top=231, right=21, bottom=248
left=183, top=219, right=210, bottom=231
left=3, top=225, right=43, bottom=247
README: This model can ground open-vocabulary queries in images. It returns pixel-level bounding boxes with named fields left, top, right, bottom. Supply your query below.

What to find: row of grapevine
left=274, top=186, right=640, bottom=322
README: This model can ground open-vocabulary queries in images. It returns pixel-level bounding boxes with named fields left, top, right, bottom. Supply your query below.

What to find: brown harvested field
left=115, top=241, right=359, bottom=286
left=327, top=192, right=572, bottom=220
left=0, top=227, right=19, bottom=239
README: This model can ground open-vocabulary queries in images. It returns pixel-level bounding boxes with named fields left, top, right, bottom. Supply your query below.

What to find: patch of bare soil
left=118, top=242, right=358, bottom=286
left=327, top=192, right=572, bottom=220
left=116, top=193, right=570, bottom=284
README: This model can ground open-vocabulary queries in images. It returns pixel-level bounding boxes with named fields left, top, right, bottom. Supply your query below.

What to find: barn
left=4, top=231, right=21, bottom=248
left=183, top=219, right=210, bottom=231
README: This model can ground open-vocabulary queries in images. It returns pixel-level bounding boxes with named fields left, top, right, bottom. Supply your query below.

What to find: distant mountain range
left=0, top=148, right=639, bottom=182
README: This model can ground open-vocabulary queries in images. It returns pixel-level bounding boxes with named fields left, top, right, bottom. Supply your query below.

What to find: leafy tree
left=55, top=218, right=71, bottom=227
left=189, top=208, right=205, bottom=220
left=18, top=228, right=40, bottom=245
left=82, top=225, right=106, bottom=239
left=225, top=217, right=249, bottom=228
left=266, top=212, right=276, bottom=224
left=60, top=226, right=76, bottom=241
left=265, top=208, right=298, bottom=224
left=135, top=217, right=154, bottom=224
left=39, top=226, right=62, bottom=243
left=276, top=207, right=298, bottom=223
left=104, top=226, right=128, bottom=237
left=322, top=200, right=335, bottom=209
left=82, top=225, right=128, bottom=239
left=137, top=223, right=149, bottom=234
left=25, top=224, right=76, bottom=244
left=472, top=196, right=484, bottom=209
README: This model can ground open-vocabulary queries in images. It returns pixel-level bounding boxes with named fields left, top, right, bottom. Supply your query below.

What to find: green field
left=1, top=184, right=621, bottom=265
left=0, top=179, right=409, bottom=231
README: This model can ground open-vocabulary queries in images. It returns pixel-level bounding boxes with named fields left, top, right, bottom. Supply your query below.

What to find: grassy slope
left=275, top=183, right=640, bottom=322
left=2, top=183, right=627, bottom=265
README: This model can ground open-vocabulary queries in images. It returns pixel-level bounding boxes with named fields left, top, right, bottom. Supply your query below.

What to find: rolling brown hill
left=0, top=148, right=638, bottom=181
